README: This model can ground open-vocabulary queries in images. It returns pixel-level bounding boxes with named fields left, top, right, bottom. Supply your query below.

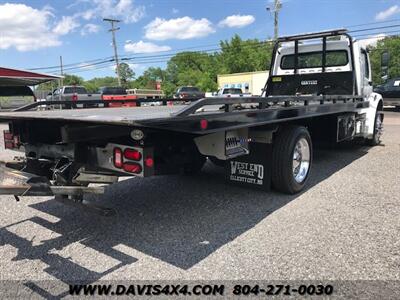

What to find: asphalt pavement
left=0, top=110, right=399, bottom=297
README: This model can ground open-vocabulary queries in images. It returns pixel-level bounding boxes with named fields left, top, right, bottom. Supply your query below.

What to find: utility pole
left=59, top=55, right=64, bottom=103
left=59, top=55, right=64, bottom=87
left=267, top=0, right=282, bottom=40
left=103, top=18, right=122, bottom=86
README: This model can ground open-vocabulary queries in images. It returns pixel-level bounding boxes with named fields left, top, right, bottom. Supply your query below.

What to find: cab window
left=361, top=50, right=370, bottom=79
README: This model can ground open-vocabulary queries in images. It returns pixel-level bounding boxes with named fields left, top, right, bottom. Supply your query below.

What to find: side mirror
left=47, top=92, right=52, bottom=96
left=381, top=51, right=389, bottom=68
left=381, top=51, right=390, bottom=81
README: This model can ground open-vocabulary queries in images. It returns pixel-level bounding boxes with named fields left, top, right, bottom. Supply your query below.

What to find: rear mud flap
left=0, top=163, right=105, bottom=197
left=225, top=142, right=272, bottom=191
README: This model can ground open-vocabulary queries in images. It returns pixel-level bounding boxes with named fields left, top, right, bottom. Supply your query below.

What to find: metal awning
left=0, top=67, right=61, bottom=86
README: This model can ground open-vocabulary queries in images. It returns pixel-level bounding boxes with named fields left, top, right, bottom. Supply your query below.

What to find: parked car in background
left=127, top=88, right=164, bottom=99
left=99, top=86, right=137, bottom=107
left=126, top=88, right=164, bottom=106
left=0, top=86, right=36, bottom=110
left=374, top=78, right=400, bottom=109
left=46, top=86, right=101, bottom=108
left=214, top=87, right=252, bottom=97
left=174, top=86, right=205, bottom=99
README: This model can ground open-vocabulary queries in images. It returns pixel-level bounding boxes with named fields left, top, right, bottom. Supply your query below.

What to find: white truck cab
left=267, top=30, right=383, bottom=143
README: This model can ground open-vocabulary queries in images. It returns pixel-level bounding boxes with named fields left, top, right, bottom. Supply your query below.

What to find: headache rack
left=267, top=28, right=357, bottom=95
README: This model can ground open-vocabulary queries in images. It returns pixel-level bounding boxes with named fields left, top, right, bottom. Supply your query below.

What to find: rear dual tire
left=272, top=126, right=313, bottom=194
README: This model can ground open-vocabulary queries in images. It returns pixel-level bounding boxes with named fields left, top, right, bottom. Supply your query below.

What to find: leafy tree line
left=37, top=35, right=400, bottom=96
left=38, top=35, right=274, bottom=96
left=369, top=36, right=400, bottom=85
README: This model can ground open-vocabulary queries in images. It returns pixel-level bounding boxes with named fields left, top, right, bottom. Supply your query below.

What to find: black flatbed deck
left=0, top=105, right=184, bottom=125
left=0, top=96, right=368, bottom=134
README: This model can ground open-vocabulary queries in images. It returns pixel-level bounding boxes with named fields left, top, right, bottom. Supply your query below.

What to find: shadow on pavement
left=0, top=144, right=370, bottom=297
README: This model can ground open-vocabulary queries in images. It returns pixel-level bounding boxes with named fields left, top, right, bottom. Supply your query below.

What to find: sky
left=0, top=0, right=400, bottom=79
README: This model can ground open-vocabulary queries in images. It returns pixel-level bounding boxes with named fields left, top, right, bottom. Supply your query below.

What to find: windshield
left=64, top=87, right=87, bottom=94
left=280, top=50, right=349, bottom=69
left=180, top=87, right=199, bottom=92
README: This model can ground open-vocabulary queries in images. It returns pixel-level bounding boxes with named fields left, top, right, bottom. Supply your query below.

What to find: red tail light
left=124, top=148, right=141, bottom=161
left=200, top=119, right=208, bottom=130
left=4, top=141, right=14, bottom=149
left=72, top=94, right=78, bottom=101
left=144, top=157, right=154, bottom=168
left=3, top=130, right=19, bottom=149
left=123, top=162, right=142, bottom=173
left=4, top=131, right=13, bottom=140
left=113, top=148, right=123, bottom=168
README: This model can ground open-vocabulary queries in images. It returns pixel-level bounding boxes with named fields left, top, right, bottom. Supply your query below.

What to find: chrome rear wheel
left=292, top=137, right=311, bottom=183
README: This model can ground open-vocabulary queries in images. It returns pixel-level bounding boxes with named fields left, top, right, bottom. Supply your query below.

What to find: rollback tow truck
left=0, top=29, right=384, bottom=215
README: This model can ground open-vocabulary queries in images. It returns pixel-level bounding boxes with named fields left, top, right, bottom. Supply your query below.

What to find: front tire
left=272, top=126, right=313, bottom=194
left=367, top=110, right=383, bottom=146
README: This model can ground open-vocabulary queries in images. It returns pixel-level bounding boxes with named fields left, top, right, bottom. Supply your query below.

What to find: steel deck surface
left=0, top=106, right=186, bottom=125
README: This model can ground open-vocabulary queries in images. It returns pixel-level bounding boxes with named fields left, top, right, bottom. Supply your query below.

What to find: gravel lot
left=0, top=110, right=399, bottom=295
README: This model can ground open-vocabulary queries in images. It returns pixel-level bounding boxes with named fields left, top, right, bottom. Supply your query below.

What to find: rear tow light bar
left=3, top=130, right=19, bottom=150
left=124, top=148, right=141, bottom=160
left=123, top=162, right=142, bottom=173
left=112, top=145, right=154, bottom=177
left=113, top=148, right=123, bottom=168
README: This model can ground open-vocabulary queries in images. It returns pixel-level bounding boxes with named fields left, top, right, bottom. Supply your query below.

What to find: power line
left=32, top=23, right=400, bottom=74
left=45, top=40, right=274, bottom=73
left=349, top=24, right=400, bottom=33
left=30, top=23, right=400, bottom=72
left=346, top=18, right=400, bottom=28
left=62, top=33, right=400, bottom=75
left=28, top=56, right=114, bottom=71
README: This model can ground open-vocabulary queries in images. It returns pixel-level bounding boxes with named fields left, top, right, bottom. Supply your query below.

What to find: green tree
left=37, top=74, right=84, bottom=92
left=39, top=35, right=275, bottom=97
left=165, top=51, right=218, bottom=94
left=63, top=74, right=84, bottom=85
left=117, top=63, right=135, bottom=86
left=134, top=67, right=166, bottom=89
left=369, top=36, right=400, bottom=85
left=83, top=76, right=119, bottom=92
left=217, top=35, right=273, bottom=74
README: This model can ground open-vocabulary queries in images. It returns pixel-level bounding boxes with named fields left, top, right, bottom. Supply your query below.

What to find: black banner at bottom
left=1, top=280, right=399, bottom=299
